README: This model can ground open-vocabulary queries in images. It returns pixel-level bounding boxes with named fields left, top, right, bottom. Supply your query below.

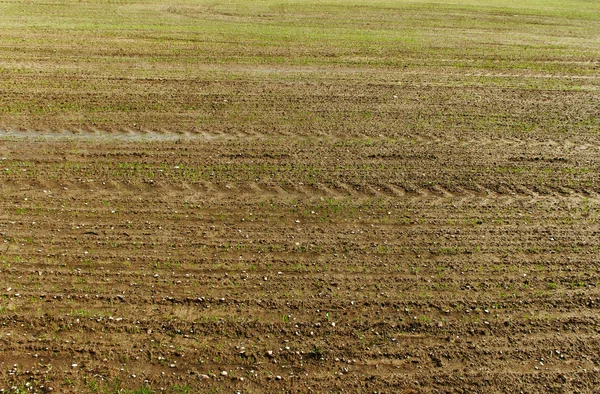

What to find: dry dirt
left=1, top=0, right=600, bottom=393
left=1, top=132, right=600, bottom=393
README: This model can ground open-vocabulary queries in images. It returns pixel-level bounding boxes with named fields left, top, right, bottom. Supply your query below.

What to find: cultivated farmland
left=0, top=0, right=599, bottom=392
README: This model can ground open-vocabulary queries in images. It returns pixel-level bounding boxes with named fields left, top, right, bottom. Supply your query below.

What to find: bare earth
left=0, top=0, right=600, bottom=393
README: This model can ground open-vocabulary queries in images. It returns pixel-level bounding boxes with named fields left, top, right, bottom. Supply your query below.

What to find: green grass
left=0, top=0, right=597, bottom=136
left=0, top=0, right=598, bottom=73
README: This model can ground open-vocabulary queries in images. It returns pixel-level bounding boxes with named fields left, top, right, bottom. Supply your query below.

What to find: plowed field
left=1, top=0, right=599, bottom=392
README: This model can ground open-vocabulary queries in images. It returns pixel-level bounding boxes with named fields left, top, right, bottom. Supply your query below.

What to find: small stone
left=220, top=371, right=228, bottom=377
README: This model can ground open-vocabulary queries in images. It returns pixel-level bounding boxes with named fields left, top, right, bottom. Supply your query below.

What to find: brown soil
left=1, top=1, right=599, bottom=391
left=1, top=133, right=599, bottom=393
